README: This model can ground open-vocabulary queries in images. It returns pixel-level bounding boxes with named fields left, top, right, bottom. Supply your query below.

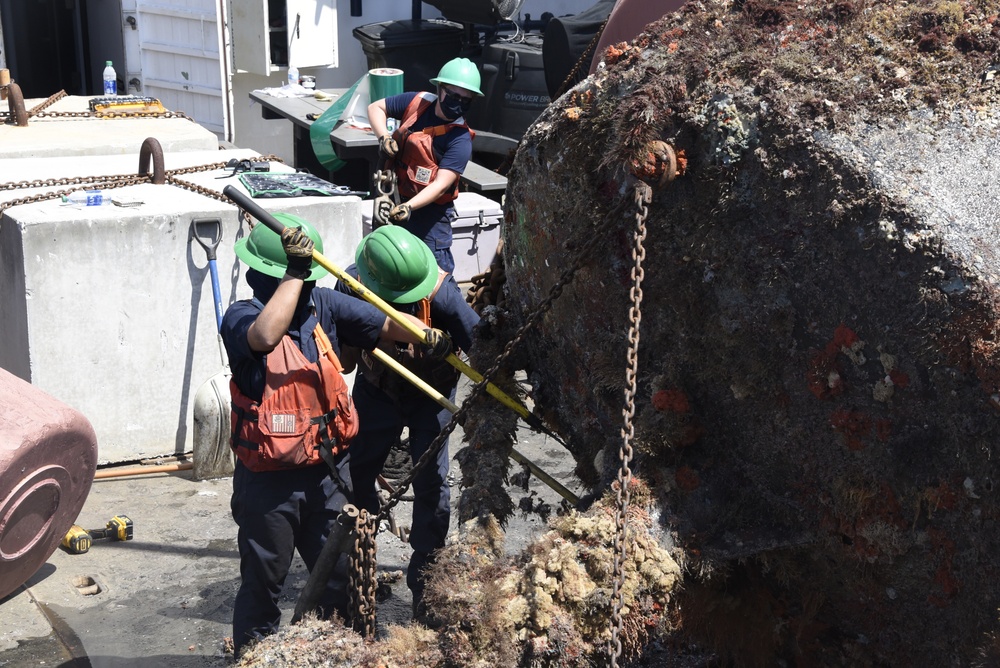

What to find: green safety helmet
left=234, top=212, right=328, bottom=282
left=356, top=226, right=439, bottom=304
left=429, top=57, right=484, bottom=97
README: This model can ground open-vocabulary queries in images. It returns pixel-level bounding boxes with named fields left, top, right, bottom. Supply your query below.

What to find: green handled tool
left=222, top=185, right=566, bottom=447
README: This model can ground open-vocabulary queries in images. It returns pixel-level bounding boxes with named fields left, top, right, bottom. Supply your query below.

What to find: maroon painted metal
left=0, top=368, right=97, bottom=600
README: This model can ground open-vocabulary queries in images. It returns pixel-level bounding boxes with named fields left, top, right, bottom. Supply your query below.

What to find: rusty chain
left=0, top=155, right=282, bottom=216
left=353, top=180, right=656, bottom=649
left=1, top=88, right=195, bottom=123
left=347, top=186, right=642, bottom=638
left=0, top=89, right=66, bottom=119
left=348, top=509, right=378, bottom=638
left=28, top=89, right=68, bottom=115
left=31, top=109, right=196, bottom=121
left=370, top=187, right=645, bottom=531
left=608, top=182, right=651, bottom=666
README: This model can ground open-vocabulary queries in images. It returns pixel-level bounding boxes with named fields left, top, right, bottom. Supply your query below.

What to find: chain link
left=28, top=90, right=68, bottom=115
left=0, top=89, right=67, bottom=120
left=608, top=182, right=651, bottom=666
left=348, top=509, right=378, bottom=638
left=26, top=109, right=195, bottom=122
left=371, top=191, right=642, bottom=532
left=346, top=188, right=639, bottom=645
left=0, top=155, right=283, bottom=214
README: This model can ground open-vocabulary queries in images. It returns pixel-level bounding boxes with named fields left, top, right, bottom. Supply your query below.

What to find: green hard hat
left=429, top=57, right=483, bottom=97
left=356, top=226, right=439, bottom=304
left=234, top=213, right=328, bottom=282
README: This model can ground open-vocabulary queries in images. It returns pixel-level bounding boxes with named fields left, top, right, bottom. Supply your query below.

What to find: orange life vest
left=391, top=92, right=473, bottom=206
left=230, top=322, right=358, bottom=472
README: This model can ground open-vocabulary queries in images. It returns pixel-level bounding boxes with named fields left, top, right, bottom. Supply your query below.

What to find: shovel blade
left=192, top=370, right=234, bottom=480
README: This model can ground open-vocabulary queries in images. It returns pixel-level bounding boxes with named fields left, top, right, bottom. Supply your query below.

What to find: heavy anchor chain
left=0, top=150, right=281, bottom=220
left=319, top=141, right=675, bottom=642
left=348, top=509, right=378, bottom=637
left=608, top=180, right=652, bottom=667
left=1, top=88, right=194, bottom=123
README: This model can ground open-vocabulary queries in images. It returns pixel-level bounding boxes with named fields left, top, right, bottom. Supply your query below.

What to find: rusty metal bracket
left=138, top=137, right=165, bottom=184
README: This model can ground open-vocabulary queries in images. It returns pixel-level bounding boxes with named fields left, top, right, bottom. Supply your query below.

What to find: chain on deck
left=0, top=155, right=282, bottom=217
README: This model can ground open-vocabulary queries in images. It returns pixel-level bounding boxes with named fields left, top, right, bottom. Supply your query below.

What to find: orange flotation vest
left=230, top=321, right=358, bottom=472
left=391, top=92, right=473, bottom=206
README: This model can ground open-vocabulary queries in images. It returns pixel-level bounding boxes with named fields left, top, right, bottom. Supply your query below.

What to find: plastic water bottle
left=103, top=61, right=117, bottom=95
left=287, top=64, right=299, bottom=88
left=62, top=190, right=113, bottom=206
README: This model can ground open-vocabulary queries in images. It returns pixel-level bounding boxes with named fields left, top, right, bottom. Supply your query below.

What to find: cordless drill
left=62, top=515, right=134, bottom=554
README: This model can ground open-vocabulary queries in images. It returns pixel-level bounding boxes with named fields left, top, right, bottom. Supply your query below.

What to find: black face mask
left=439, top=89, right=472, bottom=120
left=246, top=268, right=314, bottom=311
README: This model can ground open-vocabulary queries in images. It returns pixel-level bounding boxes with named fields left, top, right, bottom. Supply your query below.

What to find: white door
left=121, top=0, right=226, bottom=137
left=230, top=0, right=338, bottom=75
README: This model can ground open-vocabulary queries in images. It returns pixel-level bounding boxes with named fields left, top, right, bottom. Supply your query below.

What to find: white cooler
left=361, top=192, right=503, bottom=283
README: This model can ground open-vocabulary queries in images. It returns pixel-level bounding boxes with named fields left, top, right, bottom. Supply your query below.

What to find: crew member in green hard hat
left=336, top=225, right=481, bottom=625
left=367, top=57, right=483, bottom=274
left=219, top=214, right=452, bottom=659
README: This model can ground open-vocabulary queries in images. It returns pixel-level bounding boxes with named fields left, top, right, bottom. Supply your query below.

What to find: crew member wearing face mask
left=367, top=58, right=484, bottom=274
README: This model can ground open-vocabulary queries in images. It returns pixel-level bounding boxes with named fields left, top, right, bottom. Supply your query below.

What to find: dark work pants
left=431, top=247, right=455, bottom=275
left=349, top=377, right=453, bottom=604
left=400, top=208, right=455, bottom=274
left=230, top=459, right=351, bottom=658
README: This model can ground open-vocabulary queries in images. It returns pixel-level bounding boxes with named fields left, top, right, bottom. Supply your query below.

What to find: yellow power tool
left=62, top=515, right=134, bottom=554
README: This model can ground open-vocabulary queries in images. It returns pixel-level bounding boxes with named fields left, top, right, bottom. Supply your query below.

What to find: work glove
left=281, top=226, right=314, bottom=280
left=389, top=203, right=412, bottom=224
left=378, top=135, right=398, bottom=160
left=420, top=328, right=452, bottom=360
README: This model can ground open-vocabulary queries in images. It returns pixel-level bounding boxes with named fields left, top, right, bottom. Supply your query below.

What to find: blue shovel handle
left=191, top=218, right=225, bottom=333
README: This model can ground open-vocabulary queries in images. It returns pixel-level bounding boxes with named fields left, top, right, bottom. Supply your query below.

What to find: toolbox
left=361, top=192, right=503, bottom=283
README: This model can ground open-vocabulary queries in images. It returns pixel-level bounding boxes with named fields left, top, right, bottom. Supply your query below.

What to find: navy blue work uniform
left=221, top=269, right=386, bottom=658
left=337, top=267, right=480, bottom=607
left=384, top=91, right=473, bottom=275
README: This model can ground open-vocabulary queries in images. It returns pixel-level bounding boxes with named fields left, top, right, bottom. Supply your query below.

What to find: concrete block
left=0, top=96, right=219, bottom=158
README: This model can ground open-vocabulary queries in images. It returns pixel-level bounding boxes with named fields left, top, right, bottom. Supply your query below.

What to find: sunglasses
left=440, top=86, right=475, bottom=103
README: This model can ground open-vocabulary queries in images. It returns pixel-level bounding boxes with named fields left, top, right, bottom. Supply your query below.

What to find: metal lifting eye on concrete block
left=137, top=137, right=165, bottom=184
left=6, top=82, right=28, bottom=127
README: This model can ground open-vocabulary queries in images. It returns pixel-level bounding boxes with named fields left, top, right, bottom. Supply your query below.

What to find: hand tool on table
left=221, top=185, right=567, bottom=448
